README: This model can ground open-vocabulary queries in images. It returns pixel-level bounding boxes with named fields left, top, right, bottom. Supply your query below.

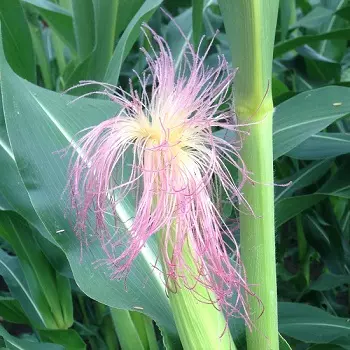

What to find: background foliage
left=0, top=0, right=350, bottom=349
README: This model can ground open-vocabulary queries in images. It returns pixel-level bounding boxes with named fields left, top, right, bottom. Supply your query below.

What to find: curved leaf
left=23, top=0, right=76, bottom=53
left=275, top=159, right=333, bottom=202
left=287, top=133, right=350, bottom=160
left=71, top=0, right=95, bottom=61
left=104, top=0, right=162, bottom=85
left=0, top=0, right=36, bottom=82
left=0, top=248, right=46, bottom=328
left=0, top=325, right=64, bottom=350
left=279, top=302, right=350, bottom=345
left=273, top=86, right=350, bottom=159
left=275, top=194, right=326, bottom=228
left=0, top=211, right=73, bottom=329
left=0, top=33, right=176, bottom=335
left=274, top=27, right=350, bottom=57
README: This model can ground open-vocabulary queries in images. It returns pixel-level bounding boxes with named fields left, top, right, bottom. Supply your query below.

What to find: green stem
left=240, top=113, right=278, bottom=349
left=219, top=1, right=279, bottom=349
left=159, top=235, right=236, bottom=350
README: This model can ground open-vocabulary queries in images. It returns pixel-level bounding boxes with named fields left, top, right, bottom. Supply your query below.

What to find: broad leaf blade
left=273, top=86, right=350, bottom=159
left=0, top=0, right=36, bottom=82
left=0, top=249, right=46, bottom=328
left=22, top=0, right=77, bottom=54
left=0, top=325, right=64, bottom=350
left=275, top=159, right=333, bottom=202
left=287, top=133, right=350, bottom=160
left=71, top=0, right=95, bottom=61
left=0, top=297, right=29, bottom=324
left=0, top=34, right=176, bottom=335
left=275, top=194, right=326, bottom=228
left=0, top=211, right=73, bottom=329
left=104, top=0, right=162, bottom=85
left=279, top=302, right=350, bottom=345
left=38, top=329, right=86, bottom=350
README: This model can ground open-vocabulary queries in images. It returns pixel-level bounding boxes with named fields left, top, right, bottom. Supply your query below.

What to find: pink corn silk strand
left=68, top=26, right=256, bottom=328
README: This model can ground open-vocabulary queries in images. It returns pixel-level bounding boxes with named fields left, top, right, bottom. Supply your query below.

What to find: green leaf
left=275, top=159, right=333, bottom=202
left=309, top=273, right=350, bottom=291
left=111, top=309, right=145, bottom=350
left=51, top=29, right=68, bottom=78
left=38, top=329, right=86, bottom=350
left=274, top=27, right=350, bottom=57
left=279, top=333, right=292, bottom=350
left=65, top=0, right=119, bottom=84
left=0, top=104, right=71, bottom=276
left=279, top=0, right=296, bottom=41
left=319, top=162, right=350, bottom=198
left=22, top=0, right=77, bottom=54
left=22, top=0, right=72, bottom=15
left=287, top=133, right=350, bottom=159
left=336, top=5, right=350, bottom=21
left=0, top=325, right=64, bottom=350
left=0, top=0, right=36, bottom=82
left=0, top=297, right=29, bottom=324
left=66, top=0, right=160, bottom=88
left=308, top=344, right=345, bottom=350
left=104, top=0, right=162, bottom=85
left=90, top=0, right=119, bottom=80
left=273, top=86, right=350, bottom=159
left=0, top=138, right=55, bottom=243
left=275, top=194, right=326, bottom=228
left=299, top=45, right=341, bottom=83
left=0, top=211, right=73, bottom=329
left=165, top=8, right=192, bottom=71
left=279, top=302, right=350, bottom=345
left=192, top=0, right=204, bottom=49
left=317, top=0, right=348, bottom=62
left=0, top=248, right=46, bottom=328
left=0, top=33, right=176, bottom=336
left=71, top=0, right=95, bottom=61
left=305, top=212, right=345, bottom=273
left=272, top=77, right=289, bottom=100
left=28, top=15, right=53, bottom=89
left=292, top=7, right=333, bottom=30
left=114, top=0, right=144, bottom=39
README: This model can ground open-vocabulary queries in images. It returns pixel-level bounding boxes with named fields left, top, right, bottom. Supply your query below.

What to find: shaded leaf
left=275, top=159, right=333, bottom=202
left=0, top=0, right=36, bottom=82
left=0, top=211, right=73, bottom=329
left=310, top=273, right=350, bottom=291
left=192, top=0, right=204, bottom=49
left=287, top=133, right=350, bottom=160
left=279, top=302, right=350, bottom=345
left=275, top=194, right=326, bottom=228
left=0, top=34, right=176, bottom=335
left=0, top=325, right=63, bottom=350
left=320, top=162, right=350, bottom=198
left=292, top=6, right=333, bottom=29
left=274, top=27, right=350, bottom=57
left=0, top=297, right=29, bottom=324
left=22, top=0, right=76, bottom=53
left=38, top=329, right=86, bottom=350
left=273, top=86, right=350, bottom=159
left=305, top=212, right=346, bottom=274
left=104, top=0, right=162, bottom=85
left=0, top=248, right=46, bottom=328
left=71, top=0, right=95, bottom=61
